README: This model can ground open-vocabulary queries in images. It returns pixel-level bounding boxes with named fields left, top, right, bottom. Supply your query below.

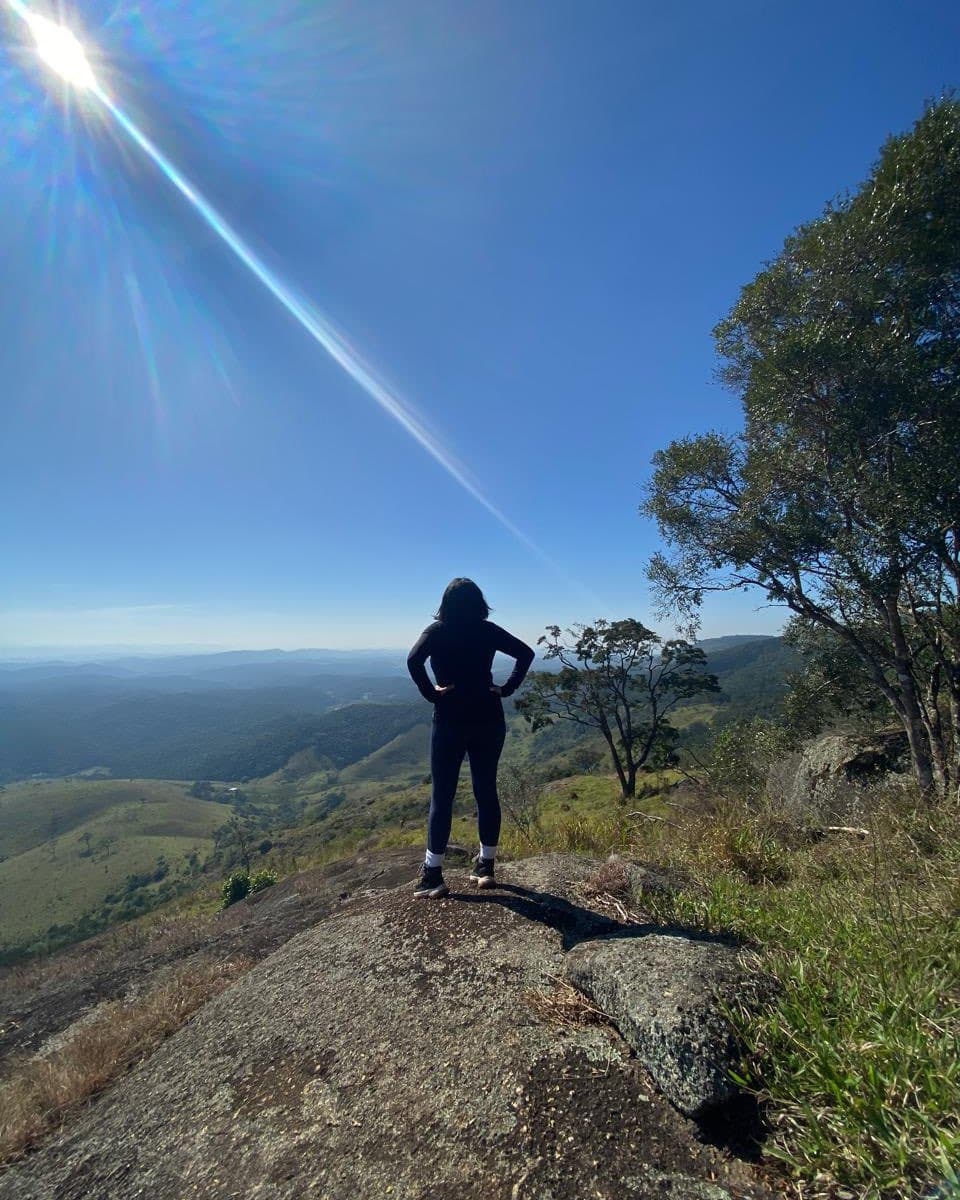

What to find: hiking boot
left=413, top=863, right=449, bottom=899
left=469, top=856, right=496, bottom=889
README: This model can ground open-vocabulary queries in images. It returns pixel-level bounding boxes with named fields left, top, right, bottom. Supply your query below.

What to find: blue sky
left=1, top=0, right=957, bottom=653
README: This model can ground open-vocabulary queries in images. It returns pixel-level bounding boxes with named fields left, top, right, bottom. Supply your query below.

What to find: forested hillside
left=0, top=676, right=417, bottom=781
left=0, top=637, right=792, bottom=783
left=195, top=701, right=427, bottom=781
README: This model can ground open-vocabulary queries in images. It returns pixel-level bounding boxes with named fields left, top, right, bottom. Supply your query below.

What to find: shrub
left=706, top=717, right=797, bottom=804
left=498, top=760, right=546, bottom=844
left=248, top=869, right=278, bottom=895
left=219, top=870, right=250, bottom=909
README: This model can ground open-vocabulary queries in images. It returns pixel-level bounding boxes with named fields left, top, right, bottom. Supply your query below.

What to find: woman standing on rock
left=407, top=578, right=535, bottom=899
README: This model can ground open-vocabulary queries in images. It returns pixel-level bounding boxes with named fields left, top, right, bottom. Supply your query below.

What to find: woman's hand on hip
left=434, top=684, right=455, bottom=697
left=489, top=685, right=502, bottom=696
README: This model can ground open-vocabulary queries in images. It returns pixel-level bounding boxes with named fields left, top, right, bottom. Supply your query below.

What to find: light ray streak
left=100, top=92, right=552, bottom=555
left=5, top=1, right=611, bottom=609
left=123, top=266, right=165, bottom=432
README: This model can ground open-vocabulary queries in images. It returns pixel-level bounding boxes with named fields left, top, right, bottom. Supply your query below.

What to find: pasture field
left=669, top=703, right=720, bottom=730
left=0, top=779, right=231, bottom=944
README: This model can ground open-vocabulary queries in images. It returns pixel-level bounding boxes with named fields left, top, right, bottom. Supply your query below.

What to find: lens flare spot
left=26, top=11, right=97, bottom=91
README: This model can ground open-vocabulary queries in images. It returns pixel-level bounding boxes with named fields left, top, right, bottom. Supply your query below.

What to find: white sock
left=481, top=844, right=497, bottom=862
left=425, top=849, right=444, bottom=869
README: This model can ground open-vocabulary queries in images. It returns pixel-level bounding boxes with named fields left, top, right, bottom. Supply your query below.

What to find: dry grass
left=575, top=857, right=646, bottom=924
left=0, top=954, right=252, bottom=1163
left=523, top=975, right=613, bottom=1030
left=0, top=908, right=232, bottom=1013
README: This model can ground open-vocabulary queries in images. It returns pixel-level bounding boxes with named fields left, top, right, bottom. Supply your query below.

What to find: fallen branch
left=627, top=812, right=679, bottom=829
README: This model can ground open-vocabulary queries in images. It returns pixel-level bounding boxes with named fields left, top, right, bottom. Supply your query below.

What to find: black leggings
left=427, top=719, right=506, bottom=854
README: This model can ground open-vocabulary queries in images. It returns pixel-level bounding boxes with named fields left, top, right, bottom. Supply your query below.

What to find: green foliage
left=516, top=619, right=718, bottom=798
left=219, top=870, right=251, bottom=909
left=704, top=717, right=798, bottom=803
left=781, top=618, right=889, bottom=737
left=645, top=97, right=960, bottom=798
left=218, top=865, right=277, bottom=909
left=248, top=868, right=278, bottom=894
left=121, top=856, right=169, bottom=892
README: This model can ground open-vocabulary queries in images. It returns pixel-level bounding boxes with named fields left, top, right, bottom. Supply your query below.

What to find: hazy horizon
left=0, top=599, right=787, bottom=654
left=0, top=629, right=779, bottom=662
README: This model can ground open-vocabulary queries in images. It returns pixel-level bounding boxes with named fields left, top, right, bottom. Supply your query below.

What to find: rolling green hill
left=0, top=676, right=419, bottom=783
left=0, top=779, right=231, bottom=951
left=196, top=701, right=427, bottom=781
left=339, top=722, right=432, bottom=784
left=0, top=637, right=797, bottom=784
left=698, top=636, right=799, bottom=716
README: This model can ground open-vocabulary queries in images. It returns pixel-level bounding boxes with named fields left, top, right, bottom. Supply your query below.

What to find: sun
left=25, top=10, right=97, bottom=91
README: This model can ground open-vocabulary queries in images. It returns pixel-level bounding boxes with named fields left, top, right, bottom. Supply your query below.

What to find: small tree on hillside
left=226, top=814, right=253, bottom=874
left=515, top=619, right=718, bottom=799
left=497, top=759, right=546, bottom=840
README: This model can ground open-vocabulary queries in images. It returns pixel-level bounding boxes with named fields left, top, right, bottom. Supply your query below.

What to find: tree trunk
left=918, top=664, right=949, bottom=793
left=599, top=725, right=629, bottom=799
left=948, top=679, right=960, bottom=797
left=885, top=595, right=938, bottom=797
left=897, top=688, right=937, bottom=796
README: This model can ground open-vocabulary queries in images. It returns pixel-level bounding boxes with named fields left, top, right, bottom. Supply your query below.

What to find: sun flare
left=26, top=10, right=97, bottom=91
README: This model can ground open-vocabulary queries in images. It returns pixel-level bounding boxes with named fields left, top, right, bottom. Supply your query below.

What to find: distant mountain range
left=0, top=636, right=797, bottom=783
left=0, top=647, right=412, bottom=687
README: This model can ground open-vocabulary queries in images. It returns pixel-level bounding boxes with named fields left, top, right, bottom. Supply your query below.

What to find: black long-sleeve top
left=407, top=619, right=536, bottom=724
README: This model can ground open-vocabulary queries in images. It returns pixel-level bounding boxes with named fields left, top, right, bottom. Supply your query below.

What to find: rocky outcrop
left=772, top=729, right=910, bottom=820
left=0, top=854, right=772, bottom=1200
left=564, top=933, right=760, bottom=1116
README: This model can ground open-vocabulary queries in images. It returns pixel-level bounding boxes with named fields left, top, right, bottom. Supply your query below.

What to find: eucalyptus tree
left=515, top=619, right=718, bottom=799
left=644, top=99, right=960, bottom=797
left=779, top=617, right=889, bottom=738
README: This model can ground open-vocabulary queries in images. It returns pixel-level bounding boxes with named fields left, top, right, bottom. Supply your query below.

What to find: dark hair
left=434, top=577, right=491, bottom=624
